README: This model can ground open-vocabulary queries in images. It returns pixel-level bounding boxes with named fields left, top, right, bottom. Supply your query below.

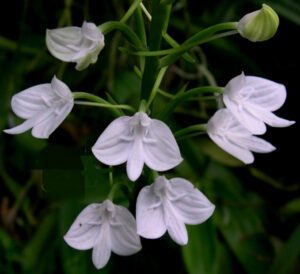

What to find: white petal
left=10, top=84, right=53, bottom=119
left=110, top=205, right=141, bottom=256
left=51, top=76, right=73, bottom=101
left=46, top=27, right=82, bottom=62
left=64, top=204, right=103, bottom=250
left=224, top=72, right=246, bottom=98
left=136, top=186, right=167, bottom=239
left=143, top=119, right=183, bottom=171
left=230, top=135, right=276, bottom=153
left=223, top=94, right=267, bottom=135
left=169, top=178, right=215, bottom=225
left=92, top=116, right=131, bottom=166
left=4, top=108, right=53, bottom=136
left=245, top=76, right=287, bottom=111
left=163, top=200, right=188, bottom=245
left=126, top=140, right=144, bottom=181
left=207, top=131, right=254, bottom=164
left=246, top=104, right=295, bottom=128
left=82, top=21, right=103, bottom=42
left=92, top=222, right=111, bottom=269
left=31, top=102, right=73, bottom=138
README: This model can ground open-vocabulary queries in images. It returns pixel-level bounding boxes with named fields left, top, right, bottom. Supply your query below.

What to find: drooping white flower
left=92, top=112, right=183, bottom=182
left=223, top=72, right=295, bottom=135
left=46, top=21, right=105, bottom=71
left=64, top=200, right=142, bottom=270
left=206, top=108, right=276, bottom=164
left=4, top=76, right=73, bottom=139
left=136, top=176, right=215, bottom=245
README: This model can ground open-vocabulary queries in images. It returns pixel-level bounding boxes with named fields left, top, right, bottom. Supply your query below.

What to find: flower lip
left=136, top=176, right=215, bottom=245
left=64, top=200, right=141, bottom=269
left=92, top=112, right=182, bottom=181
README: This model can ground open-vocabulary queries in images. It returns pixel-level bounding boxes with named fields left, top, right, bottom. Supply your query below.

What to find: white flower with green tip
left=46, top=21, right=104, bottom=70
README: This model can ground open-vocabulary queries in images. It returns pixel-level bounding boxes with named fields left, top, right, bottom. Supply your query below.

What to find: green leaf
left=207, top=163, right=274, bottom=274
left=81, top=155, right=111, bottom=203
left=113, top=70, right=141, bottom=107
left=22, top=212, right=57, bottom=272
left=182, top=219, right=217, bottom=274
left=268, top=224, right=300, bottom=274
left=281, top=198, right=300, bottom=215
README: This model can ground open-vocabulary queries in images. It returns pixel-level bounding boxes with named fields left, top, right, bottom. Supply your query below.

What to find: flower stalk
left=140, top=0, right=169, bottom=102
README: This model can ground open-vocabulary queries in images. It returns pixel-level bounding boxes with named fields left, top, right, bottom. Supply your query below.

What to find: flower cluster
left=207, top=73, right=295, bottom=164
left=4, top=21, right=215, bottom=269
left=3, top=3, right=295, bottom=271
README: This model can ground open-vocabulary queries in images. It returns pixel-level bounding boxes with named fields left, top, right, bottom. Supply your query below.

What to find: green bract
left=238, top=4, right=279, bottom=42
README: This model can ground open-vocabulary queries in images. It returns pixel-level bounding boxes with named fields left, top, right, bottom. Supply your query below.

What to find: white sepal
left=136, top=176, right=215, bottom=245
left=92, top=112, right=183, bottom=181
left=64, top=200, right=141, bottom=270
left=46, top=21, right=104, bottom=71
left=4, top=76, right=73, bottom=139
left=223, top=72, right=295, bottom=134
left=206, top=108, right=276, bottom=164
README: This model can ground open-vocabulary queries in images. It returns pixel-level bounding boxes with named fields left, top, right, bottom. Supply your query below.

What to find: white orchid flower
left=223, top=72, right=295, bottom=135
left=92, top=112, right=183, bottom=182
left=46, top=21, right=104, bottom=71
left=136, top=176, right=215, bottom=245
left=64, top=200, right=142, bottom=270
left=207, top=109, right=276, bottom=164
left=4, top=76, right=73, bottom=139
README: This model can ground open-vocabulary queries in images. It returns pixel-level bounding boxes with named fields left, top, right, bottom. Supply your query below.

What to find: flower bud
left=238, top=4, right=279, bottom=42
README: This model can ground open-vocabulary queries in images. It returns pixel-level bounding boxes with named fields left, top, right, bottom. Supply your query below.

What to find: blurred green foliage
left=0, top=0, right=299, bottom=273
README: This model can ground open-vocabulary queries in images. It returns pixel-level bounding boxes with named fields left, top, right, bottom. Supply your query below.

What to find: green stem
left=174, top=124, right=207, bottom=138
left=107, top=182, right=121, bottom=201
left=120, top=0, right=144, bottom=23
left=134, top=65, right=173, bottom=99
left=140, top=0, right=169, bottom=101
left=109, top=168, right=113, bottom=187
left=140, top=2, right=194, bottom=63
left=135, top=6, right=147, bottom=71
left=157, top=88, right=174, bottom=99
left=140, top=3, right=151, bottom=20
left=72, top=92, right=125, bottom=116
left=74, top=101, right=135, bottom=112
left=123, top=29, right=237, bottom=57
left=98, top=21, right=143, bottom=48
left=158, top=86, right=224, bottom=120
left=160, top=26, right=238, bottom=67
left=139, top=100, right=147, bottom=112
left=146, top=66, right=168, bottom=109
left=135, top=6, right=147, bottom=45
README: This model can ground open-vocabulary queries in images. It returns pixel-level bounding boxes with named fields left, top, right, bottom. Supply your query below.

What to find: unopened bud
left=238, top=4, right=279, bottom=42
